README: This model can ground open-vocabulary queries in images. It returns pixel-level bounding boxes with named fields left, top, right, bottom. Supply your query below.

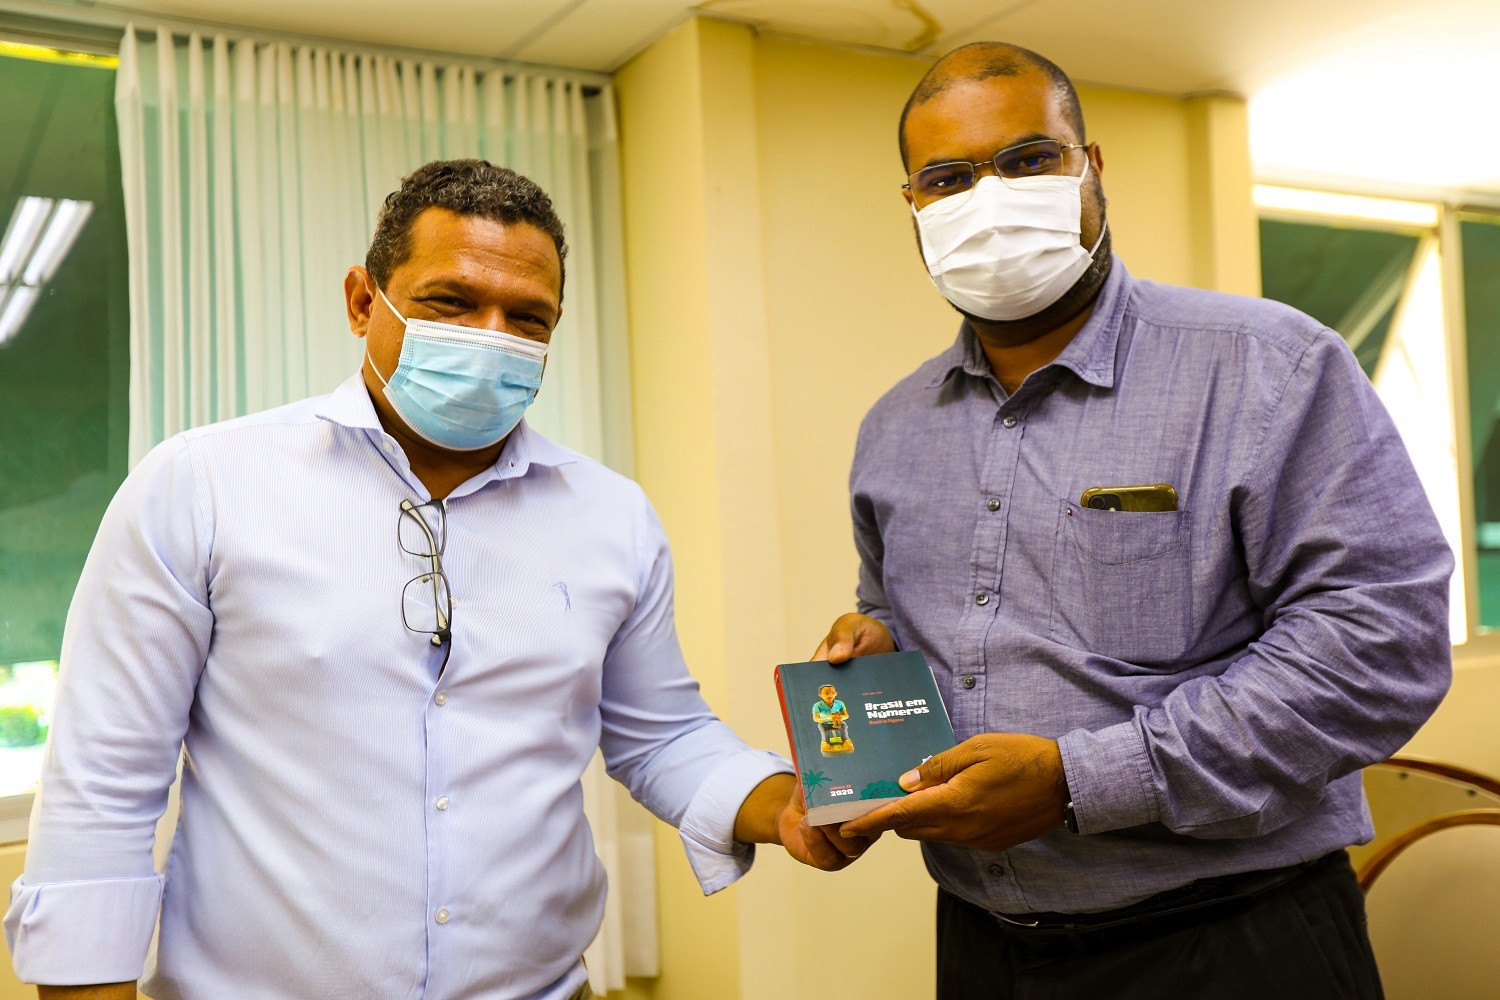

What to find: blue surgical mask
left=368, top=287, right=548, bottom=452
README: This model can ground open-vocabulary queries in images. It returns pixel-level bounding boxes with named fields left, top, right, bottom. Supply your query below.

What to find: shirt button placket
left=425, top=682, right=451, bottom=953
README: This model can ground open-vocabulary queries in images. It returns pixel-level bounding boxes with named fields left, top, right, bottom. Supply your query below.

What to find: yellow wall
left=1404, top=660, right=1500, bottom=775
left=616, top=17, right=1261, bottom=1000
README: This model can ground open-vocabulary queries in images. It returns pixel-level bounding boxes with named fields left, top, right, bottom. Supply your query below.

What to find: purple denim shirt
left=849, top=258, right=1453, bottom=914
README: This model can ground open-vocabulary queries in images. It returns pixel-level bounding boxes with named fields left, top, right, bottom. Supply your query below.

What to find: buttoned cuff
left=1056, top=721, right=1160, bottom=834
left=676, top=749, right=793, bottom=895
left=6, top=873, right=164, bottom=985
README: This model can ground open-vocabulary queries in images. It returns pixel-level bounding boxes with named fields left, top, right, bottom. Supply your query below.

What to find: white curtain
left=115, top=24, right=649, bottom=995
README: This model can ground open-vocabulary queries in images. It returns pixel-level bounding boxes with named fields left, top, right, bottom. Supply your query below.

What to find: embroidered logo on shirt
left=554, top=581, right=572, bottom=611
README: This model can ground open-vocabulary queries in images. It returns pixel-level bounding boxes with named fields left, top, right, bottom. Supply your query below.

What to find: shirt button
left=1002, top=415, right=1018, bottom=429
left=434, top=691, right=447, bottom=705
left=987, top=864, right=1004, bottom=878
left=961, top=675, right=976, bottom=689
left=975, top=592, right=990, bottom=605
left=382, top=440, right=395, bottom=453
left=435, top=795, right=450, bottom=811
left=986, top=497, right=1001, bottom=512
left=435, top=908, right=450, bottom=924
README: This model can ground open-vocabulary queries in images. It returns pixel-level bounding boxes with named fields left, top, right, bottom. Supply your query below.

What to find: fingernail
left=898, top=769, right=920, bottom=791
left=831, top=643, right=846, bottom=659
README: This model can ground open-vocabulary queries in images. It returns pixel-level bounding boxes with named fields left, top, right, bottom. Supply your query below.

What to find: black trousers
left=937, top=851, right=1384, bottom=1000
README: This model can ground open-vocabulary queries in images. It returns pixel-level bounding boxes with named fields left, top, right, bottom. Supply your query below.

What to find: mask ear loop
left=1076, top=156, right=1109, bottom=260
left=365, top=285, right=407, bottom=388
left=1088, top=219, right=1108, bottom=258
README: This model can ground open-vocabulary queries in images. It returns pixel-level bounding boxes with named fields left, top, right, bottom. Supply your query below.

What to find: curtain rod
left=1, top=0, right=614, bottom=87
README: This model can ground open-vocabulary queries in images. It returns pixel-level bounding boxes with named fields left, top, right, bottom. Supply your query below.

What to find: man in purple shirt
left=813, top=42, right=1452, bottom=999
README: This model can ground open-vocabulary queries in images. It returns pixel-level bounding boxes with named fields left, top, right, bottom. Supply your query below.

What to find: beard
left=953, top=221, right=1113, bottom=346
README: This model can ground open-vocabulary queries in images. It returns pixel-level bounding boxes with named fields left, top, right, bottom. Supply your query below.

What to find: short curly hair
left=365, top=159, right=569, bottom=295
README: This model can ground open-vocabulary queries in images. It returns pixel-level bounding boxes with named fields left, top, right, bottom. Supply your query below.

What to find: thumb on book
left=901, top=739, right=982, bottom=791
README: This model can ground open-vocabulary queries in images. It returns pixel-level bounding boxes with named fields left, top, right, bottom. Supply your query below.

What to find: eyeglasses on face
left=905, top=138, right=1088, bottom=209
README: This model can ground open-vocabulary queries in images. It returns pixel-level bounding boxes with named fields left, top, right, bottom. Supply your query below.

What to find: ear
left=1087, top=142, right=1107, bottom=207
left=345, top=266, right=376, bottom=339
left=901, top=185, right=915, bottom=210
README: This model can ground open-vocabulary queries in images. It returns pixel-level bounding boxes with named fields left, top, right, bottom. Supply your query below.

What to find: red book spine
left=773, top=666, right=805, bottom=806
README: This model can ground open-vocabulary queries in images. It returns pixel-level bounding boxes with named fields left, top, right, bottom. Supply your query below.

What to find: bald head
left=899, top=42, right=1085, bottom=169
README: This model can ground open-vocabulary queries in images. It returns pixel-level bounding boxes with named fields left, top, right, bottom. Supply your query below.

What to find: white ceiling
left=58, top=0, right=1435, bottom=89
left=36, top=0, right=1500, bottom=196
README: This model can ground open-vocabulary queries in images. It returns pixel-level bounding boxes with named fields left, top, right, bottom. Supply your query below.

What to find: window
left=1258, top=186, right=1500, bottom=647
left=0, top=44, right=128, bottom=834
left=1462, top=212, right=1500, bottom=628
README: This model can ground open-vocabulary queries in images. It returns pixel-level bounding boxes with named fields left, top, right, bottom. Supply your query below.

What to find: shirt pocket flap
left=1059, top=502, right=1188, bottom=565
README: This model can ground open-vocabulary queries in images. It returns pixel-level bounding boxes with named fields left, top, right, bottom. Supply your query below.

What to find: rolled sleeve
left=13, top=435, right=210, bottom=983
left=5, top=874, right=164, bottom=985
left=676, top=750, right=793, bottom=895
left=1057, top=721, right=1159, bottom=834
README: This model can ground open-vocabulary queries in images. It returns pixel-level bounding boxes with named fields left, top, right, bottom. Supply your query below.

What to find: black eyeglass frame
left=904, top=138, right=1091, bottom=209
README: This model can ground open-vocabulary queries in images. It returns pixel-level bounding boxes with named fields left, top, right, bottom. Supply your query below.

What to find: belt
left=980, top=851, right=1343, bottom=954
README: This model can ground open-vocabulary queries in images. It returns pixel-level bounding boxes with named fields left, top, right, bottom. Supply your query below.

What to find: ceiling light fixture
left=22, top=200, right=93, bottom=285
left=0, top=197, right=94, bottom=346
left=0, top=286, right=41, bottom=346
left=0, top=197, right=53, bottom=284
left=1253, top=186, right=1439, bottom=229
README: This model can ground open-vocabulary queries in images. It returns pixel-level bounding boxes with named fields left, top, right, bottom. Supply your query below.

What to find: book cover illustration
left=774, top=650, right=957, bottom=826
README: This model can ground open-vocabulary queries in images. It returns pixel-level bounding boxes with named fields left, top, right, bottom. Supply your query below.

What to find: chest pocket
left=1049, top=500, right=1193, bottom=667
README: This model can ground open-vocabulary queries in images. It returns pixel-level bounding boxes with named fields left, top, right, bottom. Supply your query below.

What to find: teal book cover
left=774, top=650, right=956, bottom=826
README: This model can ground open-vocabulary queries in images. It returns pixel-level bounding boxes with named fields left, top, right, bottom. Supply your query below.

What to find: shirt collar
left=496, top=416, right=579, bottom=475
left=315, top=374, right=578, bottom=480
left=925, top=257, right=1132, bottom=391
left=314, top=374, right=385, bottom=431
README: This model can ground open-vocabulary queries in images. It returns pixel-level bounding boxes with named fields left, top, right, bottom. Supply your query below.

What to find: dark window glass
left=1461, top=214, right=1500, bottom=627
left=0, top=50, right=128, bottom=793
left=1259, top=218, right=1422, bottom=378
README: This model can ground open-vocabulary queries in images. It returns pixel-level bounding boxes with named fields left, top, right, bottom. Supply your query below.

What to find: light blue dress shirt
left=6, top=375, right=790, bottom=998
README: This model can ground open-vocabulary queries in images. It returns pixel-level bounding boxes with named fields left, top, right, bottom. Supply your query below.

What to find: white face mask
left=914, top=160, right=1107, bottom=322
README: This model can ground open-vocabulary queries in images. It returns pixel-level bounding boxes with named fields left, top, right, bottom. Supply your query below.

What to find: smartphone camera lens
left=1087, top=493, right=1122, bottom=511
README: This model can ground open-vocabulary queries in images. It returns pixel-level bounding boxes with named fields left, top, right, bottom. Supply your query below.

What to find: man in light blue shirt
left=6, top=160, right=867, bottom=1000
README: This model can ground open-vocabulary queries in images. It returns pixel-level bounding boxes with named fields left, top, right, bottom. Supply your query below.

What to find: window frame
left=0, top=32, right=124, bottom=844
left=1447, top=206, right=1500, bottom=665
left=1255, top=181, right=1500, bottom=665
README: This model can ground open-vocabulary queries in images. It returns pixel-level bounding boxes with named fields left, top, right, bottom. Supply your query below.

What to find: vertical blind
left=113, top=23, right=647, bottom=994
left=114, top=24, right=632, bottom=473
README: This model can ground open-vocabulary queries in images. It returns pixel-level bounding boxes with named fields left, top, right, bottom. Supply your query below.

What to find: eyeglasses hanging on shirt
left=398, top=499, right=454, bottom=673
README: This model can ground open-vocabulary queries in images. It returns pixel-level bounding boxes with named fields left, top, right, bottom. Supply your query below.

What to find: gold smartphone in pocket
left=1079, top=484, right=1178, bottom=512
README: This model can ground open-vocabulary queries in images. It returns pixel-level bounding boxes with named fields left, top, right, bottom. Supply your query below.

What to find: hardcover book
left=773, top=650, right=957, bottom=826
